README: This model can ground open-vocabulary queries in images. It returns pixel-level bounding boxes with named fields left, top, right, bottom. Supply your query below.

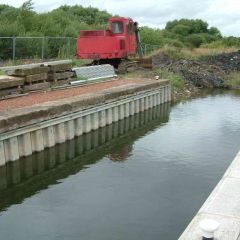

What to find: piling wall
left=0, top=80, right=171, bottom=166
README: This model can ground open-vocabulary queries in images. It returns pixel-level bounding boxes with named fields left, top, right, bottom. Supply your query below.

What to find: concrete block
left=65, top=120, right=75, bottom=140
left=135, top=99, right=140, bottom=113
left=161, top=88, right=165, bottom=103
left=18, top=133, right=32, bottom=157
left=164, top=87, right=168, bottom=102
left=0, top=141, right=6, bottom=166
left=83, top=115, right=91, bottom=133
left=140, top=98, right=145, bottom=112
left=167, top=86, right=171, bottom=102
left=119, top=104, right=125, bottom=120
left=156, top=92, right=161, bottom=105
left=144, top=96, right=149, bottom=110
left=55, top=123, right=66, bottom=143
left=99, top=110, right=106, bottom=128
left=91, top=112, right=99, bottom=130
left=4, top=137, right=20, bottom=162
left=43, top=126, right=55, bottom=148
left=149, top=95, right=153, bottom=108
left=124, top=102, right=130, bottom=118
left=113, top=106, right=119, bottom=122
left=106, top=108, right=113, bottom=125
left=153, top=94, right=157, bottom=107
left=75, top=117, right=83, bottom=136
left=130, top=101, right=135, bottom=116
left=31, top=130, right=44, bottom=152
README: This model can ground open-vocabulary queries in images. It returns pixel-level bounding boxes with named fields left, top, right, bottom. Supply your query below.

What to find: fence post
left=67, top=38, right=71, bottom=58
left=144, top=44, right=147, bottom=56
left=41, top=37, right=45, bottom=61
left=12, top=37, right=16, bottom=61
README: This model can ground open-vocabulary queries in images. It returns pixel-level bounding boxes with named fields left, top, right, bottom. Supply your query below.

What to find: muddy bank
left=152, top=51, right=240, bottom=88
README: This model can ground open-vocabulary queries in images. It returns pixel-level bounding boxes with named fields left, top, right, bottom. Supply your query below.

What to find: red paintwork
left=76, top=17, right=137, bottom=60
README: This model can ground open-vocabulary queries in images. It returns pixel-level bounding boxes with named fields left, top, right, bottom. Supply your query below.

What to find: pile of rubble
left=204, top=50, right=240, bottom=72
left=152, top=51, right=240, bottom=88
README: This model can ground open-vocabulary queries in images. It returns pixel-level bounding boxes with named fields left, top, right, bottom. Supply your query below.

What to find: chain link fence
left=0, top=36, right=160, bottom=63
left=0, top=37, right=77, bottom=62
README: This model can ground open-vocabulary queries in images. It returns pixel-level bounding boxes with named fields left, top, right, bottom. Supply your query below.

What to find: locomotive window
left=112, top=21, right=124, bottom=34
left=127, top=22, right=134, bottom=35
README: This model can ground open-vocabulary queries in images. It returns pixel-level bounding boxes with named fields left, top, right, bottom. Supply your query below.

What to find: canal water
left=0, top=91, right=240, bottom=240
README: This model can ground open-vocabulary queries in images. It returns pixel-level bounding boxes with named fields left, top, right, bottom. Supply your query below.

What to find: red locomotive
left=76, top=17, right=142, bottom=68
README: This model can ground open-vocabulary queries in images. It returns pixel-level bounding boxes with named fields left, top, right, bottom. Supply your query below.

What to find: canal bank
left=0, top=79, right=170, bottom=165
left=179, top=150, right=240, bottom=240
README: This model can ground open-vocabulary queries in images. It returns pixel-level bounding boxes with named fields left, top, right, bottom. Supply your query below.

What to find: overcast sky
left=2, top=0, right=240, bottom=36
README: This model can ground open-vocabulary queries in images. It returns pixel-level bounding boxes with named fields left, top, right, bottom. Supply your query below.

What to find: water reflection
left=0, top=103, right=170, bottom=212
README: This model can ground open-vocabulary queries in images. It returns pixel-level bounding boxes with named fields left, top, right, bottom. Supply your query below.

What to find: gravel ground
left=0, top=79, right=146, bottom=111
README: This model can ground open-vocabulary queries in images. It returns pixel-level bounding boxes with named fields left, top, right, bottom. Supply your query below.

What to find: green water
left=0, top=91, right=240, bottom=240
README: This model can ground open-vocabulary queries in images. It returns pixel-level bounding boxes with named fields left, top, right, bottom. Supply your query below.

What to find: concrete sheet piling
left=0, top=80, right=170, bottom=165
left=18, top=133, right=32, bottom=157
left=4, top=137, right=20, bottom=162
left=0, top=141, right=6, bottom=166
left=75, top=117, right=83, bottom=136
left=43, top=126, right=55, bottom=148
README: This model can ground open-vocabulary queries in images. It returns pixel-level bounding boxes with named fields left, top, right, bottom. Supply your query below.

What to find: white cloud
left=1, top=0, right=239, bottom=36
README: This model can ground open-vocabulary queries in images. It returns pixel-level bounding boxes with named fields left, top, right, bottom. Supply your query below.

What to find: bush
left=185, top=34, right=207, bottom=48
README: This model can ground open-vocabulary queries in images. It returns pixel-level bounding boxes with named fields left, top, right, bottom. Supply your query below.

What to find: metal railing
left=0, top=36, right=77, bottom=61
left=0, top=36, right=161, bottom=62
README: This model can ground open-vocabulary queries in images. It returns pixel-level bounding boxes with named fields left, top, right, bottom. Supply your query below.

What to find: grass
left=0, top=70, right=5, bottom=75
left=72, top=58, right=92, bottom=67
left=225, top=72, right=240, bottom=87
left=154, top=68, right=185, bottom=91
left=147, top=46, right=238, bottom=60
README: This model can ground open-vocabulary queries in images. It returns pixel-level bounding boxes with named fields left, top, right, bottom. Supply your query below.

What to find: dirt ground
left=0, top=78, right=148, bottom=111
